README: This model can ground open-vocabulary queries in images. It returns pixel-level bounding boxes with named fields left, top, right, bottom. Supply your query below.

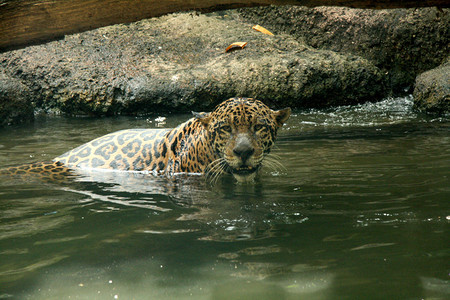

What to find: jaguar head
left=194, top=98, right=290, bottom=183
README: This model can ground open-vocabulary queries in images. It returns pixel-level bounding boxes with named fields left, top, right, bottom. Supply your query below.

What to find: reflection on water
left=0, top=96, right=449, bottom=299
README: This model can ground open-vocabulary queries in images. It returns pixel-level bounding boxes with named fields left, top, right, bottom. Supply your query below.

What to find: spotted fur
left=2, top=98, right=290, bottom=182
left=0, top=161, right=74, bottom=182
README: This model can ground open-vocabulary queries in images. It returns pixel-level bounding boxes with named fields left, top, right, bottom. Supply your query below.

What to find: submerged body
left=3, top=98, right=290, bottom=182
left=54, top=121, right=209, bottom=175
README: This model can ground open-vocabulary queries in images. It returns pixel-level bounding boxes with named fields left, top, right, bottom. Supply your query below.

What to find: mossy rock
left=0, top=11, right=385, bottom=117
left=413, top=61, right=450, bottom=114
left=0, top=72, right=33, bottom=127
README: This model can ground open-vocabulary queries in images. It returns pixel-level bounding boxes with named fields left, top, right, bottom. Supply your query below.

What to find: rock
left=238, top=6, right=449, bottom=94
left=413, top=60, right=450, bottom=114
left=0, top=11, right=384, bottom=118
left=0, top=71, right=33, bottom=126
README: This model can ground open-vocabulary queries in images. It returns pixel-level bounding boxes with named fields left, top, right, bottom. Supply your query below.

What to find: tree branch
left=1, top=0, right=448, bottom=51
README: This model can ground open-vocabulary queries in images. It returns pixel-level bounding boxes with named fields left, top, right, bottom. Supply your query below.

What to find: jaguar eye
left=254, top=124, right=265, bottom=131
left=221, top=125, right=232, bottom=133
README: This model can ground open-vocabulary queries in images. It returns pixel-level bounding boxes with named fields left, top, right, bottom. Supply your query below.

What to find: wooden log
left=1, top=0, right=448, bottom=52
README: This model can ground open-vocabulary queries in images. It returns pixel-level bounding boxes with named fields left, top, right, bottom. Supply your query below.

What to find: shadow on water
left=0, top=96, right=449, bottom=299
left=1, top=169, right=334, bottom=299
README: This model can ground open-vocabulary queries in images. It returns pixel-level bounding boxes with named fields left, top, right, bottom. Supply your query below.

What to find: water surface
left=0, top=96, right=448, bottom=299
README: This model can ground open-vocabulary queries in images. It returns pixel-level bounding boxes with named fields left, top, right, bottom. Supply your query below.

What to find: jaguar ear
left=273, top=107, right=291, bottom=127
left=192, top=111, right=211, bottom=128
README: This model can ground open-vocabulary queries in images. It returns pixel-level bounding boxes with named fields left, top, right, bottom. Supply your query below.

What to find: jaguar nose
left=233, top=147, right=254, bottom=162
left=233, top=134, right=254, bottom=162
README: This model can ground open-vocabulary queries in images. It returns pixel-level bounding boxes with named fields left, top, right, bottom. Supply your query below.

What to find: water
left=0, top=96, right=449, bottom=299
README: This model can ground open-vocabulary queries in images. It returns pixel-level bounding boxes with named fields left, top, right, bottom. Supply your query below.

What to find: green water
left=0, top=97, right=449, bottom=299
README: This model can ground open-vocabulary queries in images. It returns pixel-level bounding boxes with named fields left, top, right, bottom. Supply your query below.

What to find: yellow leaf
left=225, top=42, right=247, bottom=52
left=252, top=25, right=274, bottom=36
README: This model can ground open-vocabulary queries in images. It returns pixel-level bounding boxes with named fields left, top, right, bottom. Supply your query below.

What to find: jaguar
left=1, top=98, right=290, bottom=183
